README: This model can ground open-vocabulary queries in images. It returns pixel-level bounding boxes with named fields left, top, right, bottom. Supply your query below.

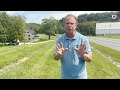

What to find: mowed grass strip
left=0, top=40, right=61, bottom=79
left=0, top=40, right=54, bottom=69
left=100, top=34, right=120, bottom=39
left=87, top=42, right=120, bottom=79
left=90, top=42, right=120, bottom=63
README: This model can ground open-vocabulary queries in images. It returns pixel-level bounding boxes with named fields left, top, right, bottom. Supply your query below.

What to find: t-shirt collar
left=64, top=31, right=78, bottom=40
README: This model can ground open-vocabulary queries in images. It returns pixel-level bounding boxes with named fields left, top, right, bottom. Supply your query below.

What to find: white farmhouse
left=24, top=29, right=37, bottom=41
left=96, top=22, right=120, bottom=35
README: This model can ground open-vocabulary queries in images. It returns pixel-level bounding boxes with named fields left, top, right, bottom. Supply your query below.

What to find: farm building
left=24, top=29, right=37, bottom=41
left=96, top=22, right=120, bottom=35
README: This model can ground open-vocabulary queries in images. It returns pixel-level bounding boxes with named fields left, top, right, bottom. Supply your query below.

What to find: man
left=54, top=14, right=92, bottom=79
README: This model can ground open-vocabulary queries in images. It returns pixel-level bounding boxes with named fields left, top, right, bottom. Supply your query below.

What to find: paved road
left=87, top=36, right=120, bottom=51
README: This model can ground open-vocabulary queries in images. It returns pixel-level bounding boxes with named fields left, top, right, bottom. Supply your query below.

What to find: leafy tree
left=77, top=21, right=96, bottom=36
left=42, top=17, right=58, bottom=40
left=0, top=12, right=26, bottom=43
left=0, top=12, right=10, bottom=43
left=9, top=15, right=27, bottom=42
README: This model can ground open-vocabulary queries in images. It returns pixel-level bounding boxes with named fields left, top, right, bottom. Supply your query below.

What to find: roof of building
left=26, top=29, right=37, bottom=35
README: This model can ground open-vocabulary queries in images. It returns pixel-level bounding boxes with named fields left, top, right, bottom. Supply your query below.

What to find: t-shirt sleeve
left=54, top=35, right=62, bottom=52
left=84, top=36, right=92, bottom=54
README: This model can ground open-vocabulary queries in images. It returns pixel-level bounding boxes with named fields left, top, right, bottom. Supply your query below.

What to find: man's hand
left=75, top=44, right=92, bottom=62
left=54, top=43, right=68, bottom=60
left=75, top=44, right=86, bottom=56
left=56, top=43, right=68, bottom=56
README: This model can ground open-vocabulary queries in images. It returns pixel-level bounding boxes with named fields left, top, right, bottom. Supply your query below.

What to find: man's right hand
left=54, top=43, right=68, bottom=60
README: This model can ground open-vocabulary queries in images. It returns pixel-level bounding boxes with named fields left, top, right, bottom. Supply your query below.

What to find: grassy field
left=0, top=34, right=120, bottom=79
left=0, top=40, right=61, bottom=79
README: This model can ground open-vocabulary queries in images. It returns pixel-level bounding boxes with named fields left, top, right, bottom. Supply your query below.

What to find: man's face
left=64, top=16, right=77, bottom=33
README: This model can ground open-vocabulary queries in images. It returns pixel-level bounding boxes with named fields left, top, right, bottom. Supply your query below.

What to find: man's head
left=63, top=14, right=78, bottom=34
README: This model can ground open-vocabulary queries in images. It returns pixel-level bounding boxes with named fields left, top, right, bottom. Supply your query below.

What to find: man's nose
left=68, top=23, right=72, bottom=26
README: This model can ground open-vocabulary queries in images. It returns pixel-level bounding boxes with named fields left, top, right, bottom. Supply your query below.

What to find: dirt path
left=19, top=40, right=54, bottom=45
left=0, top=57, right=29, bottom=75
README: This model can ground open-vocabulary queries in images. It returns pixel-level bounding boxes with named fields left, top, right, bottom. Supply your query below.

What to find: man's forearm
left=82, top=54, right=92, bottom=62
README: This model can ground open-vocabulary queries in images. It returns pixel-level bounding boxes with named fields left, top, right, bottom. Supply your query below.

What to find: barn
left=96, top=22, right=120, bottom=35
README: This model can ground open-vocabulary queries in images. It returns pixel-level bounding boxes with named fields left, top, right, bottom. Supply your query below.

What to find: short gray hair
left=63, top=14, right=78, bottom=24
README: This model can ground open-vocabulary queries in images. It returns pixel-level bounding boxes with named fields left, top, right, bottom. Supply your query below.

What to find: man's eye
left=67, top=23, right=74, bottom=25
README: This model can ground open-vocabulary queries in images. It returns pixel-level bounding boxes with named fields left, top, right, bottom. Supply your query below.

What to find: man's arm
left=82, top=53, right=92, bottom=62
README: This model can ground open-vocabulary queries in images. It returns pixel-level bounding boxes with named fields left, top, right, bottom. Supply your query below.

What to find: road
left=87, top=36, right=120, bottom=51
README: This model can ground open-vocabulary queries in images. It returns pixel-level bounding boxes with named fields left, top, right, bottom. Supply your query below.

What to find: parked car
left=4, top=42, right=17, bottom=46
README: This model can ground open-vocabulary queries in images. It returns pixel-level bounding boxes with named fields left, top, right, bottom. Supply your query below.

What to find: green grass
left=87, top=49, right=120, bottom=79
left=38, top=34, right=60, bottom=42
left=0, top=44, right=48, bottom=69
left=0, top=42, right=3, bottom=46
left=90, top=42, right=120, bottom=63
left=87, top=42, right=120, bottom=79
left=0, top=34, right=120, bottom=79
left=0, top=40, right=61, bottom=79
left=99, top=34, right=120, bottom=39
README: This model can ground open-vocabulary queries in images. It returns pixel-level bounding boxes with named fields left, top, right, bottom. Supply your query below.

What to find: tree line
left=28, top=11, right=120, bottom=37
left=0, top=11, right=120, bottom=43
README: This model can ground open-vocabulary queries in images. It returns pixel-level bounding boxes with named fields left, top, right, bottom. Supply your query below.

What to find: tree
left=42, top=17, right=58, bottom=40
left=0, top=12, right=10, bottom=43
left=0, top=12, right=27, bottom=43
left=0, top=22, right=5, bottom=42
left=9, top=15, right=27, bottom=42
left=77, top=21, right=96, bottom=36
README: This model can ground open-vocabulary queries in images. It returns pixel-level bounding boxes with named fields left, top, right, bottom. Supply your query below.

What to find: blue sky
left=6, top=11, right=111, bottom=24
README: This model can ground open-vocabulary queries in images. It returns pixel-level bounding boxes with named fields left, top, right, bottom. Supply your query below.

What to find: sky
left=6, top=11, right=112, bottom=24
